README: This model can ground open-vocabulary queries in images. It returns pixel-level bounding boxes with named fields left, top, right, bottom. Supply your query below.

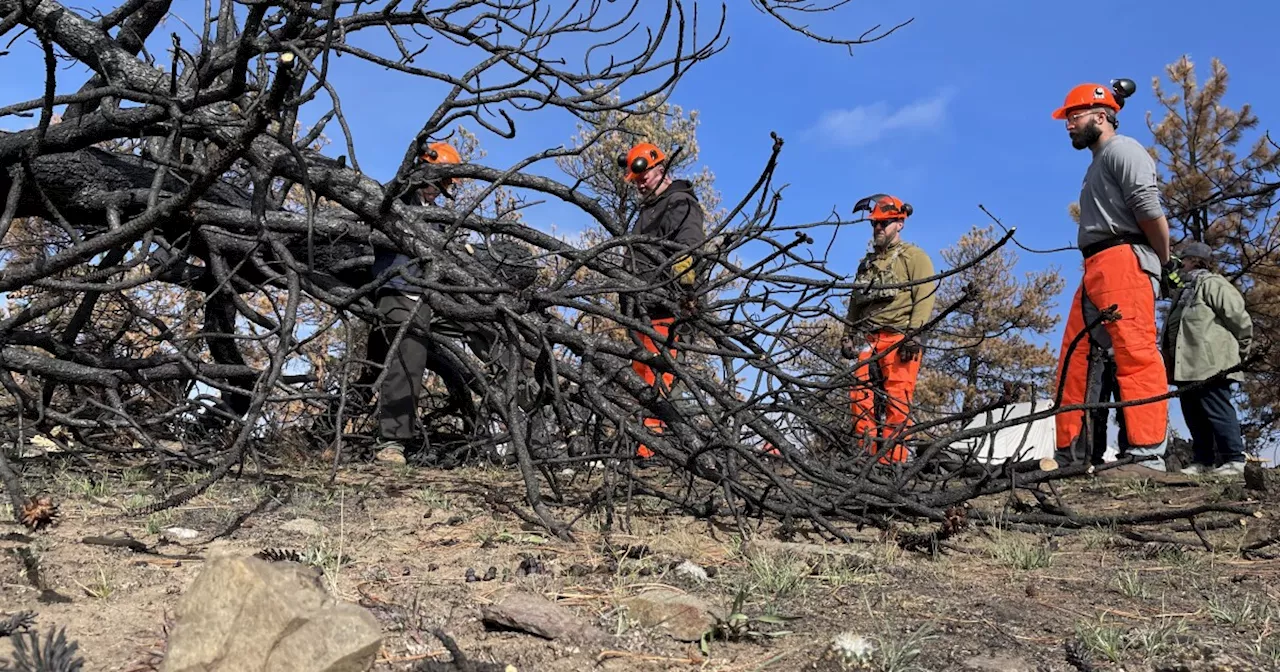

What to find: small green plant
left=744, top=548, right=809, bottom=601
left=1130, top=616, right=1189, bottom=657
left=990, top=533, right=1055, bottom=570
left=1075, top=616, right=1125, bottom=663
left=65, top=475, right=111, bottom=499
left=1114, top=569, right=1150, bottom=599
left=1157, top=544, right=1191, bottom=564
left=1256, top=637, right=1280, bottom=667
left=123, top=493, right=149, bottom=511
left=77, top=567, right=114, bottom=600
left=698, top=588, right=796, bottom=655
left=413, top=486, right=453, bottom=510
left=1122, top=477, right=1158, bottom=495
left=873, top=624, right=938, bottom=672
left=1207, top=593, right=1273, bottom=626
left=1079, top=526, right=1117, bottom=550
left=145, top=511, right=175, bottom=535
left=812, top=553, right=875, bottom=589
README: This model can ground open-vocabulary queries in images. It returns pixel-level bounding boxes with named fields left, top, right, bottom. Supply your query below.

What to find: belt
left=1080, top=233, right=1148, bottom=259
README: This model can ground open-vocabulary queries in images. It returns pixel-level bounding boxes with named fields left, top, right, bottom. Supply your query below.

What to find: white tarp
left=948, top=399, right=1120, bottom=464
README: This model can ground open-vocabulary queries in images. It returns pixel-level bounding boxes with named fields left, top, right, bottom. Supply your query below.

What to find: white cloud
left=807, top=88, right=954, bottom=147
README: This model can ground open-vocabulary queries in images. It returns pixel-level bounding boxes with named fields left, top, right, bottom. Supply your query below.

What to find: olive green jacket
left=1160, top=271, right=1252, bottom=384
left=843, top=241, right=937, bottom=337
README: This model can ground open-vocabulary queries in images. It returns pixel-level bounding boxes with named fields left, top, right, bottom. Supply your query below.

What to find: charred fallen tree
left=0, top=0, right=1260, bottom=547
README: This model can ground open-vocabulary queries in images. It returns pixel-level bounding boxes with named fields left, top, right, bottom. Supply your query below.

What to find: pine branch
left=0, top=612, right=35, bottom=637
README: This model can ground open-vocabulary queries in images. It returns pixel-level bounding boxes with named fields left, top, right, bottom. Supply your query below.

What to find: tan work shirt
left=844, top=241, right=938, bottom=335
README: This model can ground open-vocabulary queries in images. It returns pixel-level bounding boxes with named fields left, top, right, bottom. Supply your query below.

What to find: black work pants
left=374, top=291, right=540, bottom=443
left=1178, top=379, right=1246, bottom=466
left=1088, top=354, right=1129, bottom=465
left=376, top=293, right=435, bottom=441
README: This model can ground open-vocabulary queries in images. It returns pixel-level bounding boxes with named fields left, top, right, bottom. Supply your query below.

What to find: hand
left=898, top=338, right=923, bottom=362
left=839, top=336, right=859, bottom=360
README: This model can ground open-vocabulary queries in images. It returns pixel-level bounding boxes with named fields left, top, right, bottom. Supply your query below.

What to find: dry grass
left=0, top=457, right=1277, bottom=671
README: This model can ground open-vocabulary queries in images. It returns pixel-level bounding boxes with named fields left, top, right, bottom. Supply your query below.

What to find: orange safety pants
left=631, top=317, right=677, bottom=458
left=849, top=331, right=921, bottom=464
left=1054, top=245, right=1168, bottom=451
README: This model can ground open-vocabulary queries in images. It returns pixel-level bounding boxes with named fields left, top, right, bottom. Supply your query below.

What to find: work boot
left=1053, top=447, right=1088, bottom=469
left=1211, top=461, right=1246, bottom=476
left=374, top=439, right=407, bottom=465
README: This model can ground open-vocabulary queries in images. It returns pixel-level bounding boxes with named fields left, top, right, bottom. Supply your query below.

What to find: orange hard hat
left=618, top=142, right=666, bottom=183
left=1052, top=79, right=1137, bottom=120
left=853, top=193, right=913, bottom=222
left=418, top=141, right=461, bottom=190
left=421, top=141, right=461, bottom=164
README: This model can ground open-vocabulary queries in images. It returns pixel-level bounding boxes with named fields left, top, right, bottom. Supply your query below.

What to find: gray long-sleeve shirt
left=1075, top=133, right=1167, bottom=277
left=1077, top=134, right=1166, bottom=250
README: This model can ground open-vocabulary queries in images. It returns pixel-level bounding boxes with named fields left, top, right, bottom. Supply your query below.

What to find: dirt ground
left=1, top=455, right=1277, bottom=672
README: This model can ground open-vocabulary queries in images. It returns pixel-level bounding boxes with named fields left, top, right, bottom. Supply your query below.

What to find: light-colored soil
left=1, top=457, right=1277, bottom=671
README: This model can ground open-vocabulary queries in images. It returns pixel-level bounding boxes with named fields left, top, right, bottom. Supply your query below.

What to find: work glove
left=1160, top=257, right=1184, bottom=298
left=898, top=337, right=923, bottom=363
left=672, top=254, right=698, bottom=288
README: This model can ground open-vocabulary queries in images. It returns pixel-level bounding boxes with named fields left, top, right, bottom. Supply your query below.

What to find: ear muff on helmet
left=618, top=143, right=668, bottom=182
left=617, top=154, right=651, bottom=175
left=617, top=148, right=661, bottom=176
left=417, top=141, right=461, bottom=165
left=1111, top=78, right=1136, bottom=109
left=411, top=141, right=462, bottom=198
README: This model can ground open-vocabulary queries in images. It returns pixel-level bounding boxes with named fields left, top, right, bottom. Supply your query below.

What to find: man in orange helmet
left=369, top=141, right=464, bottom=465
left=840, top=194, right=938, bottom=464
left=617, top=141, right=707, bottom=459
left=1050, top=79, right=1176, bottom=475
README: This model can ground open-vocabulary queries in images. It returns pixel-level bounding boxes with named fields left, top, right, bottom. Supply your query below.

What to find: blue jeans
left=1178, top=380, right=1245, bottom=466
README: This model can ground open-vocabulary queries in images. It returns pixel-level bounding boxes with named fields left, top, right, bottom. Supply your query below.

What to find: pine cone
left=253, top=548, right=305, bottom=563
left=1063, top=639, right=1096, bottom=672
left=940, top=504, right=969, bottom=538
left=19, top=497, right=59, bottom=532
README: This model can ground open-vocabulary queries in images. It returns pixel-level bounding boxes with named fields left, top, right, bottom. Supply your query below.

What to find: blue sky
left=3, top=0, right=1278, bottom=459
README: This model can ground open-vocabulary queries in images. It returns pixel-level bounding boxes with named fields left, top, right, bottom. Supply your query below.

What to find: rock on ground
left=161, top=554, right=382, bottom=672
left=279, top=517, right=327, bottom=536
left=1243, top=462, right=1278, bottom=494
left=621, top=587, right=719, bottom=643
left=480, top=591, right=607, bottom=643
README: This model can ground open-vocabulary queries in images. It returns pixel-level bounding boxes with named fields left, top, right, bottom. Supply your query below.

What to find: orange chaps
left=849, top=331, right=920, bottom=464
left=631, top=317, right=677, bottom=458
left=1054, top=245, right=1168, bottom=451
